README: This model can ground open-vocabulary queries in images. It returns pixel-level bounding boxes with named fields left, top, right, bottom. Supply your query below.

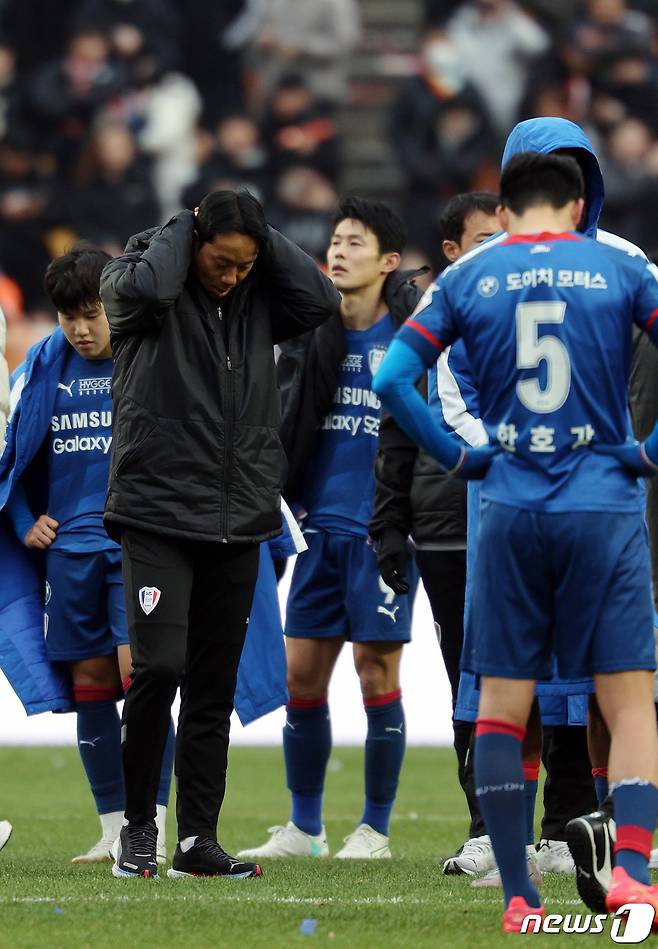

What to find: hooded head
left=501, top=118, right=604, bottom=237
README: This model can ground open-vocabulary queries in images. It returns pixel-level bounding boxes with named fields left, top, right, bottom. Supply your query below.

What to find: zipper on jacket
left=221, top=349, right=233, bottom=542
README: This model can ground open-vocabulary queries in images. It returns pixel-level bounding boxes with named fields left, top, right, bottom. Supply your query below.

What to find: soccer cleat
left=534, top=838, right=575, bottom=874
left=443, top=835, right=495, bottom=876
left=72, top=833, right=116, bottom=864
left=565, top=811, right=615, bottom=914
left=502, top=896, right=545, bottom=934
left=0, top=821, right=12, bottom=853
left=334, top=823, right=391, bottom=859
left=605, top=865, right=658, bottom=927
left=471, top=845, right=541, bottom=889
left=111, top=821, right=159, bottom=878
left=167, top=838, right=262, bottom=879
left=236, top=822, right=329, bottom=859
left=155, top=804, right=167, bottom=865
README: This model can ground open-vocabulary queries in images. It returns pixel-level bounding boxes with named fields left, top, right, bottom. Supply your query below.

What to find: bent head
left=498, top=152, right=585, bottom=235
left=192, top=190, right=267, bottom=301
left=44, top=243, right=112, bottom=359
left=327, top=197, right=405, bottom=294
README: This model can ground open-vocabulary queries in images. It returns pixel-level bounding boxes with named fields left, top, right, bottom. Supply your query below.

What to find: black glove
left=375, top=527, right=410, bottom=595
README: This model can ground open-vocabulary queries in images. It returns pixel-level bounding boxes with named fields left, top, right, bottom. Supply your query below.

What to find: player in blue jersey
left=374, top=152, right=658, bottom=932
left=0, top=307, right=10, bottom=855
left=4, top=245, right=174, bottom=864
left=435, top=118, right=648, bottom=891
left=238, top=199, right=420, bottom=861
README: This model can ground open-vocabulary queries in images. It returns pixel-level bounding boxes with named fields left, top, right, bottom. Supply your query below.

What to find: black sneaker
left=565, top=811, right=616, bottom=913
left=112, top=821, right=159, bottom=879
left=167, top=837, right=262, bottom=879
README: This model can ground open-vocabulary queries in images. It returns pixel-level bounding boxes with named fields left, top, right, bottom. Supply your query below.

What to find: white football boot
left=237, top=822, right=329, bottom=859
left=534, top=838, right=576, bottom=874
left=470, top=845, right=542, bottom=888
left=72, top=811, right=124, bottom=864
left=0, top=821, right=12, bottom=852
left=335, top=823, right=391, bottom=859
left=443, top=835, right=495, bottom=876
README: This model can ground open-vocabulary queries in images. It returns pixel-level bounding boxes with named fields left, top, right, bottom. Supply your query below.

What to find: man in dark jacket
left=100, top=189, right=340, bottom=880
left=239, top=198, right=425, bottom=861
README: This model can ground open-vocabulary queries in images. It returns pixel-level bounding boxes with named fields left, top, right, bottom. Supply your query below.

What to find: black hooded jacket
left=278, top=268, right=427, bottom=503
left=101, top=210, right=341, bottom=544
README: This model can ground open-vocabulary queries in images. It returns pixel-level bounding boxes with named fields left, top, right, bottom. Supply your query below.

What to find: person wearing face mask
left=389, top=29, right=499, bottom=262
left=101, top=189, right=340, bottom=880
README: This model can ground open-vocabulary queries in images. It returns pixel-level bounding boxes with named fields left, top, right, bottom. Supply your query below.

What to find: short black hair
left=500, top=152, right=585, bottom=216
left=333, top=196, right=406, bottom=254
left=196, top=190, right=268, bottom=247
left=440, top=192, right=499, bottom=244
left=44, top=242, right=111, bottom=315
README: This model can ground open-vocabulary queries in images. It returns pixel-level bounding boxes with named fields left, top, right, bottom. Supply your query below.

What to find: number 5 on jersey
left=516, top=301, right=571, bottom=413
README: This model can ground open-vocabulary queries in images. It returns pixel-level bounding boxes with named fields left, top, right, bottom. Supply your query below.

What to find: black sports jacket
left=101, top=211, right=341, bottom=544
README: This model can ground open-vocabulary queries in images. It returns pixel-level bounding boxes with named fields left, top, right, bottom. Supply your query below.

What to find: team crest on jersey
left=477, top=276, right=499, bottom=298
left=139, top=586, right=162, bottom=615
left=44, top=581, right=52, bottom=605
left=368, top=346, right=387, bottom=376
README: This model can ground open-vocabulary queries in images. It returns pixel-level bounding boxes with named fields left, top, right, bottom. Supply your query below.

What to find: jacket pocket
left=112, top=401, right=156, bottom=478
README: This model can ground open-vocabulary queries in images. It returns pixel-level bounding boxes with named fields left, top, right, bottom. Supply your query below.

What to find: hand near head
left=24, top=514, right=59, bottom=549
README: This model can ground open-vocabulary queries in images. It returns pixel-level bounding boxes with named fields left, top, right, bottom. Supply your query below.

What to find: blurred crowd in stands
left=1, top=0, right=657, bottom=368
left=398, top=0, right=658, bottom=265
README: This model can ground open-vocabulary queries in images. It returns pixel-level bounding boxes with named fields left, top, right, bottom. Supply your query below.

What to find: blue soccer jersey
left=301, top=314, right=395, bottom=535
left=398, top=232, right=658, bottom=513
left=48, top=351, right=116, bottom=551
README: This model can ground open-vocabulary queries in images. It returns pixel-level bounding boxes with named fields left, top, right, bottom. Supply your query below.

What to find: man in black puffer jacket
left=100, top=190, right=340, bottom=880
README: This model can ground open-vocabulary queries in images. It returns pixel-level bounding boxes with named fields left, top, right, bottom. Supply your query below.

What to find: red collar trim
left=501, top=231, right=582, bottom=245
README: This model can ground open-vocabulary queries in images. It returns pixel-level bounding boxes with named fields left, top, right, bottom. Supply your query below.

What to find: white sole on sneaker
left=111, top=863, right=159, bottom=879
left=0, top=821, right=12, bottom=853
left=167, top=868, right=256, bottom=880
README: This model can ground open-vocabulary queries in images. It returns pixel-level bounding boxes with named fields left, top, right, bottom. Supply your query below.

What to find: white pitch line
left=0, top=894, right=586, bottom=908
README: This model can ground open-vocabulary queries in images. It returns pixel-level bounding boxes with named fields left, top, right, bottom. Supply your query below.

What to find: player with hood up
left=426, top=118, right=648, bottom=894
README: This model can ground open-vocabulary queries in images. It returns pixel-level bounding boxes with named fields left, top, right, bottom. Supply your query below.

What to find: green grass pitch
left=0, top=745, right=628, bottom=947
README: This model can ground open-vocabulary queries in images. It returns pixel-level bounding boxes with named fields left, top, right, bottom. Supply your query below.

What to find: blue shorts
left=468, top=502, right=656, bottom=681
left=286, top=530, right=414, bottom=642
left=45, top=548, right=129, bottom=662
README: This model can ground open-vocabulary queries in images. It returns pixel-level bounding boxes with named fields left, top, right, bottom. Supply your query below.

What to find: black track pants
left=415, top=550, right=485, bottom=836
left=120, top=527, right=259, bottom=838
left=540, top=725, right=597, bottom=840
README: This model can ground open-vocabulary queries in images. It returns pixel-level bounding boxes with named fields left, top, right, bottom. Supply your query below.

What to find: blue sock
left=156, top=717, right=175, bottom=807
left=613, top=779, right=658, bottom=884
left=74, top=686, right=124, bottom=814
left=523, top=760, right=539, bottom=846
left=361, top=691, right=405, bottom=836
left=475, top=719, right=541, bottom=909
left=284, top=697, right=331, bottom=836
left=592, top=769, right=609, bottom=807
